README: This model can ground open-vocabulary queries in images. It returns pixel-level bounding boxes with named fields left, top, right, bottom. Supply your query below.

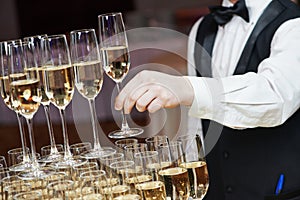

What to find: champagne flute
left=178, top=134, right=209, bottom=199
left=41, top=34, right=84, bottom=167
left=158, top=141, right=190, bottom=200
left=70, top=28, right=113, bottom=158
left=79, top=170, right=108, bottom=199
left=0, top=40, right=31, bottom=172
left=98, top=12, right=144, bottom=139
left=109, top=160, right=137, bottom=199
left=145, top=135, right=169, bottom=151
left=23, top=34, right=62, bottom=163
left=47, top=180, right=76, bottom=199
left=8, top=41, right=51, bottom=178
left=134, top=151, right=167, bottom=200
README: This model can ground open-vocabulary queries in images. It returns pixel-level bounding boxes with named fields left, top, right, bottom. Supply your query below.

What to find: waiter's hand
left=115, top=70, right=194, bottom=114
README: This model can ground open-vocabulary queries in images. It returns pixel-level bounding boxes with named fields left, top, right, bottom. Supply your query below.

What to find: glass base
left=9, top=161, right=46, bottom=172
left=17, top=166, right=54, bottom=180
left=108, top=128, right=144, bottom=139
left=80, top=147, right=116, bottom=159
left=39, top=153, right=63, bottom=163
left=9, top=162, right=32, bottom=172
left=53, top=157, right=87, bottom=168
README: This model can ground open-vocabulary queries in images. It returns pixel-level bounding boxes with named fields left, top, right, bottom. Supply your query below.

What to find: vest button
left=226, top=186, right=233, bottom=193
left=223, top=151, right=229, bottom=159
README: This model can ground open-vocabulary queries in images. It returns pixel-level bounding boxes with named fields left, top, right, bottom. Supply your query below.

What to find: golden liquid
left=145, top=162, right=173, bottom=181
left=3, top=181, right=31, bottom=200
left=10, top=79, right=41, bottom=118
left=0, top=76, right=12, bottom=109
left=82, top=193, right=104, bottom=200
left=44, top=65, right=75, bottom=109
left=37, top=67, right=50, bottom=105
left=114, top=194, right=141, bottom=200
left=136, top=175, right=152, bottom=184
left=125, top=174, right=153, bottom=192
left=101, top=46, right=129, bottom=83
left=74, top=60, right=103, bottom=99
left=25, top=67, right=49, bottom=106
left=1, top=73, right=27, bottom=111
left=47, top=182, right=76, bottom=199
left=101, top=178, right=119, bottom=187
left=136, top=181, right=166, bottom=200
left=180, top=161, right=209, bottom=199
left=159, top=167, right=190, bottom=200
left=102, top=185, right=130, bottom=199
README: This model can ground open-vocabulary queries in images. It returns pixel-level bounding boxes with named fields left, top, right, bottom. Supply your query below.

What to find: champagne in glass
left=158, top=141, right=190, bottom=200
left=0, top=40, right=31, bottom=172
left=42, top=34, right=84, bottom=167
left=102, top=46, right=129, bottom=82
left=70, top=28, right=113, bottom=158
left=135, top=181, right=165, bottom=200
left=24, top=34, right=62, bottom=163
left=178, top=134, right=209, bottom=199
left=134, top=151, right=167, bottom=200
left=109, top=160, right=139, bottom=199
left=79, top=169, right=107, bottom=199
left=8, top=41, right=52, bottom=178
left=158, top=167, right=190, bottom=200
left=98, top=12, right=144, bottom=139
left=46, top=180, right=75, bottom=199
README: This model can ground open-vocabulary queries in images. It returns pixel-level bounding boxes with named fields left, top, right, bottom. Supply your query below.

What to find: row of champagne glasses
left=0, top=11, right=209, bottom=199
left=70, top=29, right=112, bottom=159
left=0, top=134, right=208, bottom=199
left=15, top=12, right=140, bottom=154
left=3, top=39, right=48, bottom=179
left=0, top=33, right=98, bottom=177
left=23, top=35, right=62, bottom=164
left=0, top=40, right=31, bottom=172
left=0, top=12, right=144, bottom=176
left=97, top=134, right=208, bottom=200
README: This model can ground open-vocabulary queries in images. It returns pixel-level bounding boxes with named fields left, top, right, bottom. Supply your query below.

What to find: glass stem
left=25, top=118, right=39, bottom=170
left=16, top=113, right=30, bottom=163
left=116, top=83, right=130, bottom=132
left=88, top=98, right=101, bottom=151
left=43, top=104, right=59, bottom=155
left=59, top=109, right=72, bottom=160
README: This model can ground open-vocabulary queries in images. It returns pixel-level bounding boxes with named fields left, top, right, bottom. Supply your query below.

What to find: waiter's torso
left=194, top=0, right=300, bottom=199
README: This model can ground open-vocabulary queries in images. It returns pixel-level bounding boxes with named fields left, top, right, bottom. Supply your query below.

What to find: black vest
left=194, top=0, right=300, bottom=199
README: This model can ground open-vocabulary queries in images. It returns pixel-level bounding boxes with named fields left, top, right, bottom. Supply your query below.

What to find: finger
left=115, top=97, right=123, bottom=111
left=115, top=82, right=140, bottom=111
left=115, top=72, right=145, bottom=110
left=123, top=85, right=149, bottom=114
left=147, top=98, right=163, bottom=113
left=135, top=89, right=159, bottom=113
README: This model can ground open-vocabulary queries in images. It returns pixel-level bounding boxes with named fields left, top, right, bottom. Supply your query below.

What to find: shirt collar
left=222, top=0, right=273, bottom=23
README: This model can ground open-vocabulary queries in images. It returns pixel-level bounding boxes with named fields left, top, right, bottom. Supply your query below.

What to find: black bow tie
left=209, top=0, right=249, bottom=26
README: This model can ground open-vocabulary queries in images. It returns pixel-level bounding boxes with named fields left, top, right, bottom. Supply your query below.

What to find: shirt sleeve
left=187, top=18, right=202, bottom=77
left=186, top=18, right=300, bottom=129
left=186, top=18, right=204, bottom=134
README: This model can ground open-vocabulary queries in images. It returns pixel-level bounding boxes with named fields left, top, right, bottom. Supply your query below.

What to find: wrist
left=181, top=76, right=195, bottom=106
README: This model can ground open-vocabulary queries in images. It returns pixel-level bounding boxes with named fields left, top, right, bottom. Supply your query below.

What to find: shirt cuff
left=184, top=76, right=214, bottom=119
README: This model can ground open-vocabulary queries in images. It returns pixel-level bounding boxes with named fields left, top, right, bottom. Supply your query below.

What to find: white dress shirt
left=186, top=0, right=300, bottom=130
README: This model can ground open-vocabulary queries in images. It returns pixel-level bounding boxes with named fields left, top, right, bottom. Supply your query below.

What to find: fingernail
left=149, top=104, right=162, bottom=113
left=115, top=103, right=121, bottom=110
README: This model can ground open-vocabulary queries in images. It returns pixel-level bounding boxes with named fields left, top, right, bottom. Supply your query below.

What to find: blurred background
left=0, top=0, right=219, bottom=40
